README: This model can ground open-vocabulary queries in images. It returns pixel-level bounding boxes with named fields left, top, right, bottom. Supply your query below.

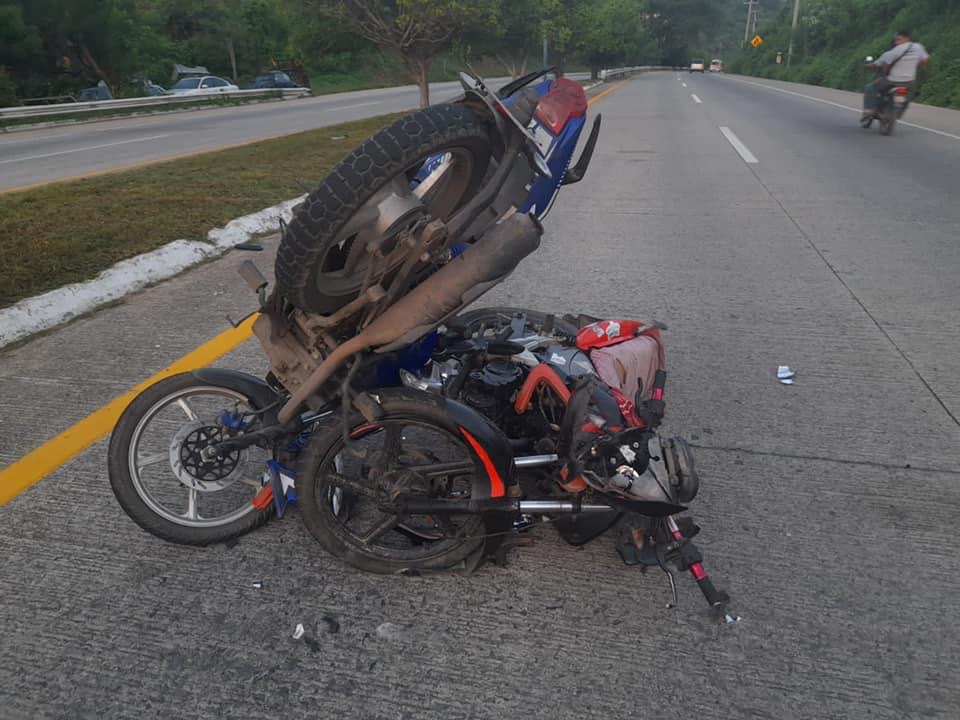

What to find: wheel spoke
left=402, top=460, right=474, bottom=477
left=359, top=514, right=399, bottom=545
left=379, top=425, right=402, bottom=470
left=327, top=473, right=377, bottom=499
left=136, top=452, right=167, bottom=473
left=185, top=488, right=199, bottom=519
left=176, top=399, right=198, bottom=421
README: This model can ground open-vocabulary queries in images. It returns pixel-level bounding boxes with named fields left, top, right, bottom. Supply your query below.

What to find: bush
left=729, top=0, right=960, bottom=109
left=0, top=67, right=17, bottom=106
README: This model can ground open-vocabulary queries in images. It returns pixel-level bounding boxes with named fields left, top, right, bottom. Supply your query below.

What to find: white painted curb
left=0, top=195, right=306, bottom=349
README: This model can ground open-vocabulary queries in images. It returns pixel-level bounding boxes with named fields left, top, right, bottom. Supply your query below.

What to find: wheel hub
left=168, top=421, right=246, bottom=491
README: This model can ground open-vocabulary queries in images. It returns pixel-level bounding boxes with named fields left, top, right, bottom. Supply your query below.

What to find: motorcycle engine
left=462, top=359, right=525, bottom=427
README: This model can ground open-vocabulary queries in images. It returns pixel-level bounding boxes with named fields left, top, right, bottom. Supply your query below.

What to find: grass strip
left=0, top=112, right=404, bottom=309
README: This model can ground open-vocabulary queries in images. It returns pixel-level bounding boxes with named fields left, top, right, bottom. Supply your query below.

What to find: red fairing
left=576, top=319, right=657, bottom=351
left=534, top=77, right=588, bottom=134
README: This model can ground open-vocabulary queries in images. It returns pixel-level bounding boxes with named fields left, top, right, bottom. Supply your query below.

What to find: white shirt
left=876, top=42, right=930, bottom=83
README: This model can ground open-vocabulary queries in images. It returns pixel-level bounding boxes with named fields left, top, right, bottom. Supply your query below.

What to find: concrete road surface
left=2, top=72, right=960, bottom=719
left=0, top=74, right=586, bottom=192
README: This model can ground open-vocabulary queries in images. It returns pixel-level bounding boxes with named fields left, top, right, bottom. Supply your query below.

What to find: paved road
left=2, top=72, right=960, bottom=719
left=0, top=74, right=586, bottom=192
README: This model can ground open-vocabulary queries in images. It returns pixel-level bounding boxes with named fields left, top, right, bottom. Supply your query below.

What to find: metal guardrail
left=0, top=87, right=311, bottom=120
left=598, top=66, right=671, bottom=81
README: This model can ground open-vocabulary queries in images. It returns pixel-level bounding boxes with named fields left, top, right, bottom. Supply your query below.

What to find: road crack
left=746, top=166, right=960, bottom=430
left=690, top=442, right=960, bottom=476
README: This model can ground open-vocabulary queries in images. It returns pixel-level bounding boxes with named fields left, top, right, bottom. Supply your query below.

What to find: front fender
left=357, top=388, right=516, bottom=500
left=446, top=398, right=516, bottom=499
left=191, top=369, right=282, bottom=423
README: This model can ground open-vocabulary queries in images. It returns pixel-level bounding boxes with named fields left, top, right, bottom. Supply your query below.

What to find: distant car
left=78, top=81, right=113, bottom=101
left=710, top=59, right=724, bottom=73
left=169, top=76, right=239, bottom=96
left=689, top=59, right=705, bottom=73
left=142, top=81, right=169, bottom=97
left=252, top=70, right=302, bottom=90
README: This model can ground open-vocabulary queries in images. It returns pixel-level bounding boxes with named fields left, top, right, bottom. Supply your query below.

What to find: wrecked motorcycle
left=108, top=70, right=735, bottom=620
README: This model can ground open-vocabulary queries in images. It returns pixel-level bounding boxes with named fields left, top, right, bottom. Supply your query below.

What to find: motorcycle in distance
left=107, top=68, right=737, bottom=623
left=861, top=55, right=913, bottom=136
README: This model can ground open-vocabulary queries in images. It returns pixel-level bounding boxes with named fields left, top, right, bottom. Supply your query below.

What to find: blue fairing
left=520, top=114, right=584, bottom=217
left=414, top=75, right=584, bottom=220
left=372, top=331, right=439, bottom=387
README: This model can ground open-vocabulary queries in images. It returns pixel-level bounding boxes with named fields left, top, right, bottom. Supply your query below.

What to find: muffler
left=276, top=212, right=542, bottom=422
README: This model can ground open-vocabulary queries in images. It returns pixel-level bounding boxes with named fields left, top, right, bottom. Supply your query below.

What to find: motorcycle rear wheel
left=879, top=108, right=896, bottom=135
left=108, top=373, right=275, bottom=545
left=275, top=103, right=494, bottom=315
left=297, top=391, right=486, bottom=574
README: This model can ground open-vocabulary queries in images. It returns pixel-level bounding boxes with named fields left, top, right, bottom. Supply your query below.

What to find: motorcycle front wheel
left=108, top=373, right=277, bottom=545
left=297, top=390, right=486, bottom=574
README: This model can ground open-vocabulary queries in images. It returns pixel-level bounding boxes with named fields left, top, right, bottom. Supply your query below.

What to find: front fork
left=619, top=515, right=738, bottom=623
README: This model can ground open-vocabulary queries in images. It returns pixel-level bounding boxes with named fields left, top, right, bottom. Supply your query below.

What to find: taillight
left=533, top=77, right=588, bottom=134
left=895, top=87, right=909, bottom=95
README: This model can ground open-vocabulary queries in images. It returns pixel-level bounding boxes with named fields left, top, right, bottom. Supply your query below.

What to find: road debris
left=376, top=622, right=404, bottom=640
left=252, top=580, right=264, bottom=589
left=292, top=623, right=305, bottom=640
left=777, top=365, right=797, bottom=384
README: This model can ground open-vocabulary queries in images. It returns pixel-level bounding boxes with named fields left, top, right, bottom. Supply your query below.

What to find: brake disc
left=168, top=421, right=248, bottom=492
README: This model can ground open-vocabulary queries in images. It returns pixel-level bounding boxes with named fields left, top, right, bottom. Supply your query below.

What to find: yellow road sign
left=751, top=35, right=764, bottom=48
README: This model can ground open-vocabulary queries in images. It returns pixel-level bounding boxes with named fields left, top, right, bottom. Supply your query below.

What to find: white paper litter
left=292, top=623, right=305, bottom=640
left=777, top=365, right=797, bottom=380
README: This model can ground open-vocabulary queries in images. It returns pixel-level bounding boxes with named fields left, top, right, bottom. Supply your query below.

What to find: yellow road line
left=0, top=316, right=257, bottom=505
left=0, top=78, right=630, bottom=504
left=588, top=80, right=628, bottom=105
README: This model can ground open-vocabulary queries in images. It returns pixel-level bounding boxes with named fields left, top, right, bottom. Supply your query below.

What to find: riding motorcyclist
left=862, top=29, right=929, bottom=120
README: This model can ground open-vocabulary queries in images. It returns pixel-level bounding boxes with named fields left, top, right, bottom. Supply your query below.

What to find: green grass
left=0, top=112, right=404, bottom=309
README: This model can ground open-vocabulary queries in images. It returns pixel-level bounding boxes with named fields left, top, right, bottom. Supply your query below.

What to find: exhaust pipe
left=277, top=212, right=542, bottom=423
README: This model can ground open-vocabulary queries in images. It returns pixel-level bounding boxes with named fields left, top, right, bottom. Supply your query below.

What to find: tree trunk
left=226, top=38, right=238, bottom=83
left=77, top=38, right=109, bottom=86
left=412, top=57, right=431, bottom=107
left=496, top=51, right=529, bottom=79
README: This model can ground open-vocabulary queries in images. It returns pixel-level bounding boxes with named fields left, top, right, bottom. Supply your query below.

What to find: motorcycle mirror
left=459, top=72, right=485, bottom=94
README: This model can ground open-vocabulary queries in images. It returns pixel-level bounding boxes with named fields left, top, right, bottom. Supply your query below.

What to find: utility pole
left=743, top=0, right=758, bottom=45
left=787, top=0, right=801, bottom=67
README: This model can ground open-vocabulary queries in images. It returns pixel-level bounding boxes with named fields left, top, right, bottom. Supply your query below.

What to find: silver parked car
left=169, top=76, right=240, bottom=96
